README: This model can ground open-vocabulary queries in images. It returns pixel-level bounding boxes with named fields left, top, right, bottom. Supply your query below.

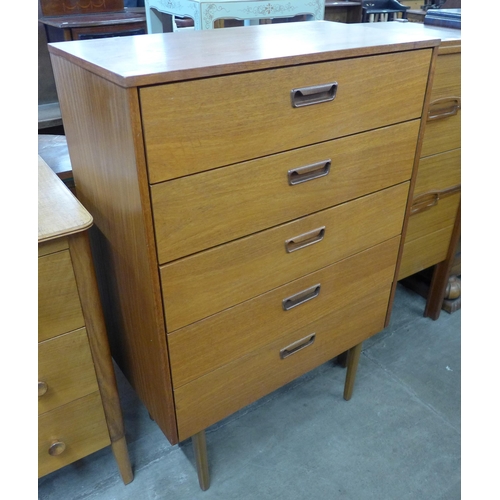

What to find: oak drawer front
left=398, top=225, right=455, bottom=280
left=420, top=111, right=460, bottom=158
left=174, top=285, right=391, bottom=440
left=405, top=192, right=460, bottom=244
left=39, top=249, right=85, bottom=343
left=153, top=121, right=419, bottom=263
left=161, top=183, right=409, bottom=331
left=38, top=328, right=99, bottom=415
left=413, top=149, right=460, bottom=197
left=169, top=237, right=400, bottom=388
left=38, top=391, right=110, bottom=478
left=141, top=49, right=432, bottom=183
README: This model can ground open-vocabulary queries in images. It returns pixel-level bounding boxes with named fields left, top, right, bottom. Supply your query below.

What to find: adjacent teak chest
left=38, top=156, right=132, bottom=484
left=48, top=21, right=439, bottom=489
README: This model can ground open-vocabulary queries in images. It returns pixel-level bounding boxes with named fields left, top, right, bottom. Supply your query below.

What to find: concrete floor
left=38, top=284, right=461, bottom=499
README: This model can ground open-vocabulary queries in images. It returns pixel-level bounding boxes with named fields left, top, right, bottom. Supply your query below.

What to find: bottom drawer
left=398, top=224, right=455, bottom=280
left=38, top=391, right=110, bottom=478
left=174, top=284, right=391, bottom=441
left=404, top=193, right=460, bottom=244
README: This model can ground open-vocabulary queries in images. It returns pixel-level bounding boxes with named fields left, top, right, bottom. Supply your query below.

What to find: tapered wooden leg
left=343, top=343, right=362, bottom=401
left=111, top=436, right=134, bottom=485
left=192, top=430, right=210, bottom=491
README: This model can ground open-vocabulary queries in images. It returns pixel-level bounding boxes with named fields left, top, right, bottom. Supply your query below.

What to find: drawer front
left=38, top=328, right=99, bottom=415
left=430, top=52, right=460, bottom=102
left=405, top=192, right=460, bottom=244
left=420, top=51, right=460, bottom=157
left=39, top=249, right=85, bottom=342
left=38, top=237, right=68, bottom=257
left=38, top=391, right=110, bottom=478
left=169, top=237, right=400, bottom=388
left=398, top=225, right=455, bottom=280
left=420, top=111, right=460, bottom=158
left=161, top=182, right=409, bottom=331
left=174, top=285, right=391, bottom=441
left=141, top=49, right=432, bottom=182
left=413, top=148, right=460, bottom=197
left=153, top=121, right=419, bottom=263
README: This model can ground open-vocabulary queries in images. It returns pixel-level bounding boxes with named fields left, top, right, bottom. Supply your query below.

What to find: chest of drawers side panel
left=50, top=54, right=178, bottom=444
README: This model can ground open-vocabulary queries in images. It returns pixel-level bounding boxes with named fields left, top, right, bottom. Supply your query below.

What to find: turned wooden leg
left=343, top=343, right=362, bottom=401
left=111, top=436, right=134, bottom=485
left=192, top=430, right=210, bottom=491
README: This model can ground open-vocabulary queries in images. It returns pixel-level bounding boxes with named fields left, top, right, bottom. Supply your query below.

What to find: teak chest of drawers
left=367, top=22, right=461, bottom=318
left=38, top=156, right=132, bottom=483
left=48, top=21, right=440, bottom=489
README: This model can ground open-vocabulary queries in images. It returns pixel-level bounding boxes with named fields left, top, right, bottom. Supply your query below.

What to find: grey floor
left=38, top=284, right=461, bottom=500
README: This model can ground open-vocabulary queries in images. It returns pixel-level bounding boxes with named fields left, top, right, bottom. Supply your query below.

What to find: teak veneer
left=48, top=21, right=440, bottom=489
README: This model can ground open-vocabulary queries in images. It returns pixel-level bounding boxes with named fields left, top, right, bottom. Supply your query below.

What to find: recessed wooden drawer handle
left=411, top=192, right=439, bottom=215
left=411, top=185, right=461, bottom=215
left=38, top=381, right=48, bottom=397
left=285, top=227, right=325, bottom=253
left=282, top=284, right=321, bottom=311
left=291, top=82, right=338, bottom=108
left=288, top=160, right=331, bottom=185
left=427, top=97, right=461, bottom=121
left=280, top=334, right=316, bottom=359
left=48, top=441, right=66, bottom=456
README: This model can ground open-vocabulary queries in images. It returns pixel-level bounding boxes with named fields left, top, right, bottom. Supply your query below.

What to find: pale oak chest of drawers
left=48, top=21, right=439, bottom=489
left=38, top=157, right=133, bottom=483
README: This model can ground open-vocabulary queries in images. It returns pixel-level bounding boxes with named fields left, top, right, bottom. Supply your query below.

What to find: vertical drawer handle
left=291, top=82, right=338, bottom=108
left=285, top=227, right=325, bottom=253
left=280, top=334, right=316, bottom=359
left=288, top=160, right=331, bottom=185
left=282, top=284, right=321, bottom=311
left=427, top=97, right=461, bottom=121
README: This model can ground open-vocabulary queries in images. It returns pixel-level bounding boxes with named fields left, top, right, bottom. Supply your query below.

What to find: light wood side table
left=38, top=156, right=133, bottom=483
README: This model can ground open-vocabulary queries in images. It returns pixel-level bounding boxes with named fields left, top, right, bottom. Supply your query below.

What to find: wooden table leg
left=343, top=343, right=362, bottom=401
left=192, top=430, right=210, bottom=491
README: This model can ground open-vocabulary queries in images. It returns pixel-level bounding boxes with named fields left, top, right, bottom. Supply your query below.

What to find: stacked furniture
left=38, top=156, right=133, bottom=484
left=48, top=21, right=440, bottom=489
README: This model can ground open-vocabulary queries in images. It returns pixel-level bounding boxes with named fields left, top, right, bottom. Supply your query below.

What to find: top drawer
left=141, top=49, right=432, bottom=183
left=39, top=249, right=85, bottom=343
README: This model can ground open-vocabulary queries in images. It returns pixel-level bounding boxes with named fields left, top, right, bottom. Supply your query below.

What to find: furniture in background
left=144, top=0, right=324, bottom=32
left=38, top=156, right=133, bottom=484
left=38, top=1, right=146, bottom=130
left=48, top=21, right=439, bottom=490
left=366, top=22, right=461, bottom=320
left=403, top=0, right=461, bottom=24
left=324, top=1, right=363, bottom=23
left=361, top=0, right=409, bottom=22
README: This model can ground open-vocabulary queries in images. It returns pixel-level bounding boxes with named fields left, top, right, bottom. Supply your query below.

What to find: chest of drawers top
left=38, top=156, right=92, bottom=243
left=48, top=20, right=440, bottom=86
